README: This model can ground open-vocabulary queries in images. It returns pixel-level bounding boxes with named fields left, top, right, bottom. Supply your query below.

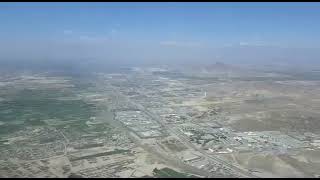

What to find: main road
left=107, top=80, right=258, bottom=178
left=141, top=105, right=258, bottom=178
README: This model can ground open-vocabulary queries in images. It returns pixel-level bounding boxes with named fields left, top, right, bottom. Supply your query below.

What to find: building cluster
left=115, top=110, right=165, bottom=138
left=233, top=131, right=308, bottom=153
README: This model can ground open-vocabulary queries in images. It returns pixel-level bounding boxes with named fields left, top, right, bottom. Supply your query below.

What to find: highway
left=143, top=107, right=258, bottom=178
left=106, top=84, right=213, bottom=177
left=108, top=82, right=258, bottom=178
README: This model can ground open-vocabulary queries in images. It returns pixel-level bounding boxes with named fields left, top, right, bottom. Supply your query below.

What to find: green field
left=0, top=86, right=98, bottom=135
left=152, top=167, right=199, bottom=178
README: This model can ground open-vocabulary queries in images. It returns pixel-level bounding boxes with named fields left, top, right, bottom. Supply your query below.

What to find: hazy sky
left=1, top=2, right=320, bottom=67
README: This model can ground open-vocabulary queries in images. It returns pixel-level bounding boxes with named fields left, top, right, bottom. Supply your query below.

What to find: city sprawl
left=1, top=65, right=320, bottom=178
